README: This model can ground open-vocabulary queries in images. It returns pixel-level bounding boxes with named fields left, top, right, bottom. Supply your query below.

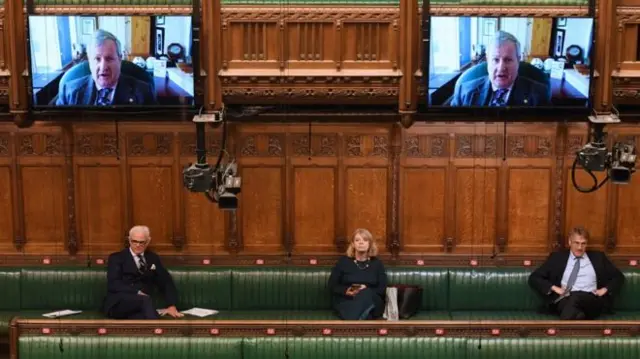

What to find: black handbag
left=393, top=285, right=422, bottom=319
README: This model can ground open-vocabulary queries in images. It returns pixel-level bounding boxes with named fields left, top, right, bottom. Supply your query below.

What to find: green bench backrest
left=0, top=268, right=21, bottom=310
left=241, top=337, right=467, bottom=359
left=19, top=336, right=242, bottom=359
left=230, top=267, right=332, bottom=310
left=387, top=268, right=449, bottom=310
left=6, top=266, right=640, bottom=312
left=613, top=269, right=640, bottom=311
left=18, top=336, right=640, bottom=359
left=20, top=268, right=107, bottom=310
left=448, top=268, right=544, bottom=310
left=468, top=338, right=640, bottom=359
left=169, top=268, right=233, bottom=311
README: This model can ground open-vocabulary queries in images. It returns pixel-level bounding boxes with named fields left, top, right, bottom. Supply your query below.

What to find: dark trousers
left=335, top=289, right=384, bottom=320
left=555, top=291, right=605, bottom=320
left=107, top=294, right=160, bottom=320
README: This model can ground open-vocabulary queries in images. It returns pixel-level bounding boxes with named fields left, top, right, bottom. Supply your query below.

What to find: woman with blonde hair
left=328, top=228, right=388, bottom=320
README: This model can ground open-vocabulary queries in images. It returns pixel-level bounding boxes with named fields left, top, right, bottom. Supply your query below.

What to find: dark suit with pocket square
left=103, top=248, right=177, bottom=319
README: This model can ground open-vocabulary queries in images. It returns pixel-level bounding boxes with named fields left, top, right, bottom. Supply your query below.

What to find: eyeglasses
left=129, top=239, right=149, bottom=246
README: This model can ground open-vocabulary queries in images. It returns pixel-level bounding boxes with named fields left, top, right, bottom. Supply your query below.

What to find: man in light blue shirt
left=529, top=226, right=625, bottom=320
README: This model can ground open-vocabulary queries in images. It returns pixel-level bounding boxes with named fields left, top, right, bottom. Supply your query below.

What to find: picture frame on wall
left=557, top=17, right=567, bottom=27
left=155, top=27, right=165, bottom=56
left=554, top=29, right=565, bottom=58
left=81, top=18, right=95, bottom=35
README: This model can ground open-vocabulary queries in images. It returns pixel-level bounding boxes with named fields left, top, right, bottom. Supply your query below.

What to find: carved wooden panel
left=0, top=166, right=13, bottom=252
left=346, top=167, right=387, bottom=251
left=455, top=168, right=497, bottom=253
left=287, top=22, right=334, bottom=66
left=293, top=167, right=336, bottom=253
left=21, top=166, right=66, bottom=253
left=341, top=21, right=395, bottom=68
left=401, top=168, right=446, bottom=253
left=507, top=168, right=551, bottom=253
left=615, top=7, right=640, bottom=72
left=130, top=167, right=175, bottom=253
left=615, top=174, right=640, bottom=253
left=224, top=21, right=279, bottom=69
left=564, top=170, right=608, bottom=250
left=77, top=166, right=122, bottom=254
left=239, top=167, right=283, bottom=253
left=183, top=191, right=226, bottom=254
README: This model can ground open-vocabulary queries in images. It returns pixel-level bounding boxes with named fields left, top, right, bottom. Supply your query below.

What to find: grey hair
left=489, top=30, right=521, bottom=60
left=89, top=29, right=122, bottom=58
left=129, top=225, right=150, bottom=240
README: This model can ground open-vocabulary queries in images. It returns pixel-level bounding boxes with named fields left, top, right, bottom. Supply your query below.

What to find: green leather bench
left=14, top=336, right=640, bottom=359
left=2, top=266, right=640, bottom=339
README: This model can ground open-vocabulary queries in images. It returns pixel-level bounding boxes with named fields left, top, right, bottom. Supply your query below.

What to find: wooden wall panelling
left=235, top=125, right=286, bottom=254
left=400, top=124, right=449, bottom=254
left=387, top=123, right=402, bottom=257
left=343, top=125, right=391, bottom=254
left=286, top=20, right=335, bottom=69
left=398, top=0, right=419, bottom=124
left=288, top=125, right=339, bottom=254
left=14, top=125, right=67, bottom=254
left=0, top=7, right=8, bottom=105
left=451, top=124, right=502, bottom=256
left=608, top=125, right=640, bottom=254
left=6, top=0, right=26, bottom=114
left=612, top=6, right=640, bottom=104
left=593, top=0, right=616, bottom=109
left=0, top=125, right=13, bottom=253
left=503, top=124, right=557, bottom=254
left=562, top=122, right=611, bottom=251
left=202, top=0, right=222, bottom=109
left=72, top=123, right=123, bottom=255
left=220, top=7, right=401, bottom=104
left=178, top=124, right=227, bottom=255
left=222, top=10, right=280, bottom=71
left=401, top=123, right=504, bottom=256
left=124, top=124, right=178, bottom=254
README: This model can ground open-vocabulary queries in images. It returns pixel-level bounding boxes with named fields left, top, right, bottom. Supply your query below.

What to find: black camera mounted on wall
left=572, top=109, right=637, bottom=193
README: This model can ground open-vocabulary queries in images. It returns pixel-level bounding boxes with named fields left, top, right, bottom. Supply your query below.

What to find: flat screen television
left=425, top=16, right=595, bottom=113
left=27, top=15, right=195, bottom=110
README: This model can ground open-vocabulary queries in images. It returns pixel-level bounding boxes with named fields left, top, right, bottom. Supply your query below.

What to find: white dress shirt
left=129, top=248, right=146, bottom=270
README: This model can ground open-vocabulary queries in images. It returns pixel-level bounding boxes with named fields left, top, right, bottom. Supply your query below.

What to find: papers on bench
left=42, top=310, right=82, bottom=318
left=180, top=307, right=219, bottom=317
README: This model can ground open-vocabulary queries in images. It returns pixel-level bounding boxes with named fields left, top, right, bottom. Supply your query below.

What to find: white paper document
left=42, top=310, right=82, bottom=318
left=180, top=307, right=219, bottom=317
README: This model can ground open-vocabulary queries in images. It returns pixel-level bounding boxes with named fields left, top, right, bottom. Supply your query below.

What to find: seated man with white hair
left=102, top=225, right=183, bottom=319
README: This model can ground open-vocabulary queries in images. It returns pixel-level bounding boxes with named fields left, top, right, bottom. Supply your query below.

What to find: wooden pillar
left=398, top=0, right=419, bottom=128
left=6, top=0, right=28, bottom=124
left=201, top=0, right=223, bottom=111
left=595, top=0, right=616, bottom=110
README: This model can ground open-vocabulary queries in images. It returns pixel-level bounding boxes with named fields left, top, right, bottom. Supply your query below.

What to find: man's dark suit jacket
left=56, top=74, right=157, bottom=106
left=528, top=249, right=625, bottom=313
left=102, top=248, right=178, bottom=316
left=450, top=75, right=551, bottom=107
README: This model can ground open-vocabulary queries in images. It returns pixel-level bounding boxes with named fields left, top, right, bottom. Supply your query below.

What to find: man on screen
left=450, top=30, right=550, bottom=107
left=56, top=29, right=156, bottom=106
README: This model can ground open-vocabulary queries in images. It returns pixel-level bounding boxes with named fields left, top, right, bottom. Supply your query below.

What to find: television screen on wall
left=27, top=15, right=194, bottom=109
left=426, top=16, right=595, bottom=111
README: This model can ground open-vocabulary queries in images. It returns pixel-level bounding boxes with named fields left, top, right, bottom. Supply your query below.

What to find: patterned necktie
left=490, top=88, right=508, bottom=106
left=96, top=88, right=113, bottom=106
left=565, top=256, right=582, bottom=292
left=137, top=254, right=147, bottom=273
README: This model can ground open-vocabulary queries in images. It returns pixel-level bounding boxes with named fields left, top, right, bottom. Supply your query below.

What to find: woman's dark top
left=328, top=255, right=387, bottom=320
